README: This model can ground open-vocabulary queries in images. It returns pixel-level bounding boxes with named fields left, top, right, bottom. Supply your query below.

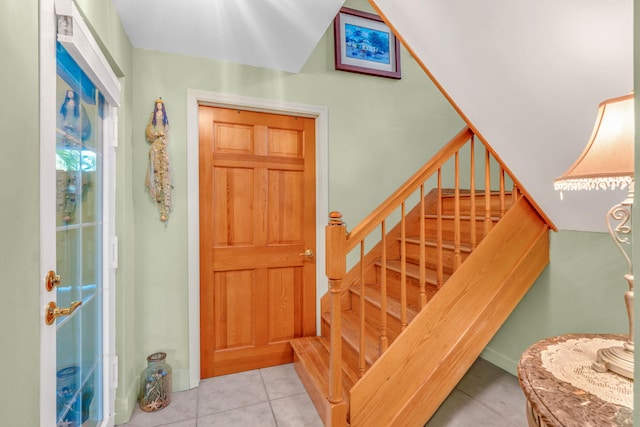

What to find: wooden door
left=199, top=106, right=316, bottom=377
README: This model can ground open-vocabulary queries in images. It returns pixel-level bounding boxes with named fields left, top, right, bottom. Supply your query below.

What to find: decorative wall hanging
left=334, top=7, right=401, bottom=79
left=145, top=98, right=173, bottom=223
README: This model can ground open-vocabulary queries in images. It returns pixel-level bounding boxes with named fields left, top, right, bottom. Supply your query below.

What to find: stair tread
left=291, top=336, right=357, bottom=397
left=402, top=236, right=473, bottom=253
left=375, top=259, right=451, bottom=284
left=349, top=283, right=419, bottom=323
left=440, top=189, right=512, bottom=197
left=322, top=309, right=382, bottom=367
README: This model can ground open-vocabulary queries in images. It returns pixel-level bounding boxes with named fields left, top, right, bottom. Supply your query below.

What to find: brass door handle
left=45, top=270, right=61, bottom=292
left=45, top=301, right=82, bottom=325
left=299, top=249, right=314, bottom=258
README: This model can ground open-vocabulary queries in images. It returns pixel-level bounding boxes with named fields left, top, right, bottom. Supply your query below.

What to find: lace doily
left=541, top=338, right=633, bottom=409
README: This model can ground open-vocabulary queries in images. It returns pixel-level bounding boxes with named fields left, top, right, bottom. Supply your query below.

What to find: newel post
left=326, top=211, right=346, bottom=404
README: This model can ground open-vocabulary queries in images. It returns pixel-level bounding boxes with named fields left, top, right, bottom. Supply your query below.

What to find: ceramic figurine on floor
left=145, top=98, right=173, bottom=222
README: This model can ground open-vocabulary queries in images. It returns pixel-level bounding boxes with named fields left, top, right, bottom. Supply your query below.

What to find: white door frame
left=186, top=89, right=329, bottom=388
left=40, top=0, right=120, bottom=425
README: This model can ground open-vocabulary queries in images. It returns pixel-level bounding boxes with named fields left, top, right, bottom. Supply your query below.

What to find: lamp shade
left=554, top=93, right=634, bottom=192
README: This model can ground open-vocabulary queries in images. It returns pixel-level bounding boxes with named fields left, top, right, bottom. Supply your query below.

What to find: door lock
left=45, top=301, right=82, bottom=325
left=45, top=270, right=61, bottom=292
left=299, top=249, right=314, bottom=258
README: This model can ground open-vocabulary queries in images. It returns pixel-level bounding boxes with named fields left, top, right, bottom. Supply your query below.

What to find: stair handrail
left=344, top=127, right=472, bottom=253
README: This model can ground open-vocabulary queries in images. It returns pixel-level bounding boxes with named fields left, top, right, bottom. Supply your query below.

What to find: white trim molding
left=186, top=89, right=329, bottom=388
left=55, top=0, right=121, bottom=107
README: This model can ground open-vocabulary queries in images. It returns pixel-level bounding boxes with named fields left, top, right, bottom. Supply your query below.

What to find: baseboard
left=172, top=367, right=193, bottom=391
left=479, top=346, right=518, bottom=376
left=114, top=376, right=139, bottom=425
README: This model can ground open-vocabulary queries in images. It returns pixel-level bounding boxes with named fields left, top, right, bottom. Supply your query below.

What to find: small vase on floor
left=139, top=352, right=172, bottom=412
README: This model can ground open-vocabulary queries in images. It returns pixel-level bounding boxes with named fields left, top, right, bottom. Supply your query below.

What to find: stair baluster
left=500, top=167, right=506, bottom=217
left=420, top=184, right=427, bottom=306
left=436, top=171, right=443, bottom=289
left=379, top=220, right=388, bottom=353
left=470, top=136, right=477, bottom=250
left=400, top=203, right=407, bottom=330
left=484, top=148, right=493, bottom=237
left=359, top=240, right=366, bottom=377
left=454, top=151, right=462, bottom=270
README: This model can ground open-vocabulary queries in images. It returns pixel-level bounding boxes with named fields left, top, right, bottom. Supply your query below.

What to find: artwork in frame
left=334, top=7, right=401, bottom=79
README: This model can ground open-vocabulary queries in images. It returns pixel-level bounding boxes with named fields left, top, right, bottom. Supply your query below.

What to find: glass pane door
left=55, top=41, right=105, bottom=427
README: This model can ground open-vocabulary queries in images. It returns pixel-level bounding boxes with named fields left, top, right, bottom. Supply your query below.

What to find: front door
left=199, top=106, right=316, bottom=377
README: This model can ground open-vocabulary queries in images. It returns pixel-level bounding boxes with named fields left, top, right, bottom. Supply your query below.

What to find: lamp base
left=592, top=346, right=634, bottom=380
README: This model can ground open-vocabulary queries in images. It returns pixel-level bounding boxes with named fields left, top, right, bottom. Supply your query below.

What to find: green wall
left=0, top=1, right=40, bottom=426
left=484, top=230, right=628, bottom=372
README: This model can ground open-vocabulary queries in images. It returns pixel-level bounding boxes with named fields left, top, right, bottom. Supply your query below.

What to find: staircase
left=290, top=127, right=554, bottom=426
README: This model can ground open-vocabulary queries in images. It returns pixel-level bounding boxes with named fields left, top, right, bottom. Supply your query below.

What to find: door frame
left=40, top=0, right=120, bottom=425
left=186, top=89, right=329, bottom=388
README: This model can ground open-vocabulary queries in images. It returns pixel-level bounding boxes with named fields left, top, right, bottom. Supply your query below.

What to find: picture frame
left=333, top=7, right=401, bottom=79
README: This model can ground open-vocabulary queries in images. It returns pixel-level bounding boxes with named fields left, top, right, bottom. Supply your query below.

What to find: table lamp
left=553, top=92, right=634, bottom=380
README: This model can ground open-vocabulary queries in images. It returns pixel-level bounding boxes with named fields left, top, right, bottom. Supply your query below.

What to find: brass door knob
left=299, top=249, right=314, bottom=258
left=45, top=270, right=61, bottom=292
left=45, top=301, right=82, bottom=325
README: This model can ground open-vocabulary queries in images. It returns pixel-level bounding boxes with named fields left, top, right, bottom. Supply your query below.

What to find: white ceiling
left=112, top=0, right=345, bottom=73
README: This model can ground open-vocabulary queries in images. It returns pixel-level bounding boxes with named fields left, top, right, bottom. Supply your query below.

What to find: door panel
left=214, top=270, right=255, bottom=349
left=199, top=106, right=316, bottom=377
left=267, top=267, right=303, bottom=343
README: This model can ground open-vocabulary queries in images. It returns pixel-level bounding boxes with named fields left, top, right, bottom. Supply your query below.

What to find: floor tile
left=197, top=402, right=276, bottom=427
left=270, top=393, right=324, bottom=427
left=198, top=369, right=269, bottom=416
left=122, top=388, right=198, bottom=427
left=426, top=389, right=514, bottom=427
left=116, top=357, right=527, bottom=427
left=260, top=363, right=307, bottom=400
left=456, top=359, right=527, bottom=427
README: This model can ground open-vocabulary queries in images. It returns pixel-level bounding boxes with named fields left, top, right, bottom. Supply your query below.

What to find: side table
left=518, top=334, right=633, bottom=427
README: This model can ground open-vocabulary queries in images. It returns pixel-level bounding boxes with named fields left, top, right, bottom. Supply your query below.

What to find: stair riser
left=349, top=291, right=403, bottom=342
left=375, top=265, right=439, bottom=307
left=424, top=217, right=496, bottom=243
left=404, top=242, right=470, bottom=274
left=439, top=194, right=511, bottom=216
left=321, top=318, right=374, bottom=371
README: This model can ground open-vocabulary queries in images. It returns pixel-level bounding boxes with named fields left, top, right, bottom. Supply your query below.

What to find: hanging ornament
left=145, top=98, right=173, bottom=222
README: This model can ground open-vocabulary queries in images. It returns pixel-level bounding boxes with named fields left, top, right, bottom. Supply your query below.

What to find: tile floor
left=117, top=357, right=528, bottom=427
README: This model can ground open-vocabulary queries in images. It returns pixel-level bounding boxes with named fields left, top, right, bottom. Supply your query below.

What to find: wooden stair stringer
left=348, top=197, right=550, bottom=427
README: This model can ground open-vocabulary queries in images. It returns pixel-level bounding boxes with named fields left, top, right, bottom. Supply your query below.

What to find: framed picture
left=334, top=7, right=401, bottom=79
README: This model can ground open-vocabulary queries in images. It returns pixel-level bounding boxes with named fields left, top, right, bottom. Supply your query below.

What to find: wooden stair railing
left=292, top=126, right=553, bottom=426
left=349, top=196, right=549, bottom=426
